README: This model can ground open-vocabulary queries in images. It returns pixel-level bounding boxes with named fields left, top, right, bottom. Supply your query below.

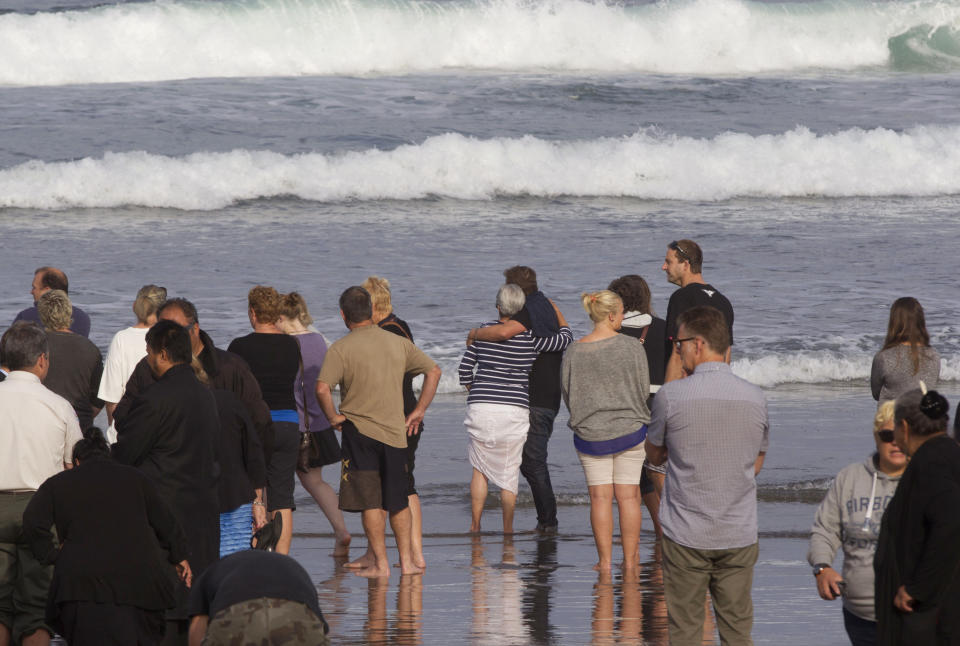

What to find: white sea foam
left=1, top=0, right=960, bottom=85
left=4, top=126, right=960, bottom=209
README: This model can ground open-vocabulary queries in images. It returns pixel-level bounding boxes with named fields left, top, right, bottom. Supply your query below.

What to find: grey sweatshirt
left=807, top=455, right=902, bottom=621
left=560, top=335, right=651, bottom=442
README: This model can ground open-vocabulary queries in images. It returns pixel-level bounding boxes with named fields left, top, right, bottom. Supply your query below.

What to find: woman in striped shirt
left=459, top=283, right=573, bottom=534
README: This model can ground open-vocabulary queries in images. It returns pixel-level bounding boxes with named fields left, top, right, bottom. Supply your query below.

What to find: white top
left=0, top=371, right=83, bottom=491
left=97, top=326, right=149, bottom=403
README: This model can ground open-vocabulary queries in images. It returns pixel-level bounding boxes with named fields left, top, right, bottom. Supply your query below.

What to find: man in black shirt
left=187, top=551, right=329, bottom=646
left=467, top=266, right=568, bottom=534
left=662, top=239, right=734, bottom=383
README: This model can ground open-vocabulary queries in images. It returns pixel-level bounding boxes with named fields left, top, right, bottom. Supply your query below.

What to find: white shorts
left=577, top=444, right=646, bottom=487
left=465, top=402, right=529, bottom=495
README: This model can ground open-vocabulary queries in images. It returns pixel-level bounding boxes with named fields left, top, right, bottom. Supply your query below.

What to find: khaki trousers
left=661, top=535, right=758, bottom=646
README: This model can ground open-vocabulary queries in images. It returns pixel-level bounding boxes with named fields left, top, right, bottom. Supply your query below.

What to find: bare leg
left=275, top=508, right=293, bottom=555
left=389, top=507, right=423, bottom=576
left=21, top=629, right=50, bottom=646
left=588, top=484, right=614, bottom=571
left=354, top=508, right=391, bottom=578
left=470, top=468, right=488, bottom=533
left=298, top=467, right=351, bottom=555
left=407, top=493, right=426, bottom=568
left=345, top=511, right=384, bottom=569
left=614, top=483, right=642, bottom=570
left=649, top=471, right=665, bottom=497
left=0, top=622, right=10, bottom=646
left=642, top=490, right=663, bottom=538
left=501, top=489, right=517, bottom=535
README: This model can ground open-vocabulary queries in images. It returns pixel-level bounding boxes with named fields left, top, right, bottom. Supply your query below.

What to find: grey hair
left=496, top=283, right=526, bottom=318
left=1, top=322, right=48, bottom=371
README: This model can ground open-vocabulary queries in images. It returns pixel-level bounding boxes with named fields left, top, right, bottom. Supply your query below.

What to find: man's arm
left=315, top=380, right=345, bottom=430
left=406, top=365, right=441, bottom=435
left=467, top=319, right=526, bottom=346
left=754, top=452, right=766, bottom=475
left=644, top=440, right=667, bottom=466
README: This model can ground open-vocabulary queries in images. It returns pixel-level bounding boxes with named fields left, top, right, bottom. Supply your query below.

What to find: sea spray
left=4, top=126, right=960, bottom=209
left=2, top=0, right=960, bottom=85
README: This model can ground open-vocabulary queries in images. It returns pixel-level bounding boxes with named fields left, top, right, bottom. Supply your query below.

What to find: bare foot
left=394, top=557, right=427, bottom=569
left=354, top=565, right=391, bottom=578
left=344, top=552, right=374, bottom=569
left=469, top=524, right=481, bottom=534
left=333, top=532, right=352, bottom=557
left=399, top=562, right=424, bottom=576
left=593, top=561, right=612, bottom=572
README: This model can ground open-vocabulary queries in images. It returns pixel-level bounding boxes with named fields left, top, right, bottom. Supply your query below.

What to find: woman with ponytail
left=874, top=386, right=960, bottom=645
left=561, top=290, right=651, bottom=571
left=21, top=428, right=191, bottom=645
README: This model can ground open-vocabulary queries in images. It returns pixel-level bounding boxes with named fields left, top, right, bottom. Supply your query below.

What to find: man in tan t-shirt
left=316, top=286, right=441, bottom=578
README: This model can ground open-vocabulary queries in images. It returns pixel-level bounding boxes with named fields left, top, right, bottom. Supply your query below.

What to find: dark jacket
left=113, top=363, right=221, bottom=619
left=213, top=388, right=267, bottom=513
left=875, top=435, right=960, bottom=645
left=116, top=329, right=274, bottom=459
left=21, top=458, right=187, bottom=629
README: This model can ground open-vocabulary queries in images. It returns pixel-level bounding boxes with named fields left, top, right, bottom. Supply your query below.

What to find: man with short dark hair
left=645, top=306, right=768, bottom=646
left=316, top=286, right=442, bottom=578
left=0, top=323, right=82, bottom=646
left=114, top=320, right=221, bottom=646
left=661, top=240, right=733, bottom=383
left=13, top=267, right=91, bottom=337
left=467, top=265, right=570, bottom=534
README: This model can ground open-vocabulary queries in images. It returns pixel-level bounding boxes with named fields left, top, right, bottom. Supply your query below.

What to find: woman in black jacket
left=21, top=428, right=191, bottom=646
left=875, top=388, right=960, bottom=645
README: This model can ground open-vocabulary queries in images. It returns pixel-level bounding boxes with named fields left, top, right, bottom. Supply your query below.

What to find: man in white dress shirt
left=0, top=322, right=82, bottom=646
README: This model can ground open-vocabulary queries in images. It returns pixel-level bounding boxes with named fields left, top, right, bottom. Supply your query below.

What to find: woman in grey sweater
left=808, top=401, right=905, bottom=646
left=870, top=297, right=940, bottom=402
left=561, top=290, right=650, bottom=571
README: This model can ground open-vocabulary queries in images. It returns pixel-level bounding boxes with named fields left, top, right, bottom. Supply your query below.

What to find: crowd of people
left=1, top=243, right=959, bottom=645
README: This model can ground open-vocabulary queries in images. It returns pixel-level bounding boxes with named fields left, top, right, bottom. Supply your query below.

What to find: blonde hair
left=581, top=290, right=622, bottom=323
left=38, top=289, right=73, bottom=330
left=133, top=284, right=167, bottom=323
left=362, top=276, right=392, bottom=317
left=280, top=292, right=313, bottom=327
left=874, top=400, right=895, bottom=433
left=248, top=285, right=282, bottom=324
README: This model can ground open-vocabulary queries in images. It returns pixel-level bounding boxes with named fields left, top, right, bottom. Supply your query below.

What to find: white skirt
left=465, top=402, right=530, bottom=494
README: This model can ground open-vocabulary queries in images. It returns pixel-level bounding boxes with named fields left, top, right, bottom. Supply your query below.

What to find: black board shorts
left=338, top=421, right=409, bottom=514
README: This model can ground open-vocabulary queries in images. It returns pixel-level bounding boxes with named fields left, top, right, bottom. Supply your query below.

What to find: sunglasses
left=669, top=240, right=692, bottom=262
left=876, top=430, right=895, bottom=443
left=674, top=337, right=697, bottom=350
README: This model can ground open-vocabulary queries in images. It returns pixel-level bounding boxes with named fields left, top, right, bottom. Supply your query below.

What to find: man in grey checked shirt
left=645, top=305, right=769, bottom=646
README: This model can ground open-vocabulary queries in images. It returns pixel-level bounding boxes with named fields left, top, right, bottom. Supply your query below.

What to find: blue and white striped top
left=459, top=321, right=573, bottom=408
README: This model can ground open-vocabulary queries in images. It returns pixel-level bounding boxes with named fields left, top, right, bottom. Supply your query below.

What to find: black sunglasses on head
left=669, top=240, right=692, bottom=262
left=877, top=430, right=895, bottom=443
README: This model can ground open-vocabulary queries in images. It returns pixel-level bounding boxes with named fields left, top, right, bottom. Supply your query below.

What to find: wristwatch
left=813, top=563, right=832, bottom=576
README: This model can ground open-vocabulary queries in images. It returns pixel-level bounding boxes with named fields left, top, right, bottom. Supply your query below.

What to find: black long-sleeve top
left=21, top=458, right=187, bottom=615
left=875, top=434, right=960, bottom=644
left=214, top=388, right=267, bottom=513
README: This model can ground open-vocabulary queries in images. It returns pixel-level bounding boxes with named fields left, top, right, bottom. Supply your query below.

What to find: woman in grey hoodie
left=808, top=401, right=906, bottom=646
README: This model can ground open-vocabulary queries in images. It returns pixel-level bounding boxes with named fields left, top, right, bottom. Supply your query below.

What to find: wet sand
left=283, top=388, right=940, bottom=645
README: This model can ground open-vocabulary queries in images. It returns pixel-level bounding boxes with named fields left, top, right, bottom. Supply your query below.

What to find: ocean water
left=2, top=0, right=960, bottom=642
